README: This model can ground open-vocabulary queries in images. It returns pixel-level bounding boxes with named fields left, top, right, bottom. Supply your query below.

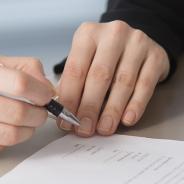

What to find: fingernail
left=123, top=111, right=136, bottom=125
left=98, top=116, right=113, bottom=132
left=60, top=120, right=72, bottom=131
left=77, top=117, right=93, bottom=135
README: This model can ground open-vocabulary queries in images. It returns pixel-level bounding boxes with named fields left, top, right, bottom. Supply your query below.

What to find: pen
left=0, top=92, right=80, bottom=126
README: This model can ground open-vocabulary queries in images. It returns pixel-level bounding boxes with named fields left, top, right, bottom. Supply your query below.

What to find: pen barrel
left=45, top=99, right=64, bottom=117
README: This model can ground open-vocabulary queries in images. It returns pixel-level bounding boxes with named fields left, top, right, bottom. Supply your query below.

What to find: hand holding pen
left=0, top=56, right=79, bottom=151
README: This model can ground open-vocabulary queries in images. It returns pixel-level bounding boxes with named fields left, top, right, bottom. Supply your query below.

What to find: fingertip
left=75, top=129, right=95, bottom=138
left=122, top=121, right=136, bottom=127
left=122, top=110, right=137, bottom=126
left=97, top=116, right=114, bottom=136
left=97, top=127, right=114, bottom=136
left=121, top=110, right=138, bottom=127
left=75, top=117, right=95, bottom=137
left=58, top=119, right=72, bottom=131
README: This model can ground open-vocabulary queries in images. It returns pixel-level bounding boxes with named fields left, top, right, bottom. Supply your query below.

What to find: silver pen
left=0, top=92, right=80, bottom=126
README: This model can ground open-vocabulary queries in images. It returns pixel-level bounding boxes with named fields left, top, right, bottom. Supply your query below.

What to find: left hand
left=57, top=21, right=170, bottom=137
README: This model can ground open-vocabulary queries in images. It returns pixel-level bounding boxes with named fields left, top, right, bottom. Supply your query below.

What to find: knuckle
left=109, top=20, right=128, bottom=35
left=79, top=22, right=96, bottom=32
left=105, top=105, right=122, bottom=118
left=64, top=61, right=85, bottom=80
left=89, top=64, right=112, bottom=83
left=132, top=29, right=148, bottom=43
left=139, top=77, right=153, bottom=90
left=13, top=72, right=29, bottom=96
left=107, top=21, right=128, bottom=42
left=151, top=49, right=163, bottom=61
left=73, top=33, right=91, bottom=45
left=28, top=58, right=43, bottom=69
left=74, top=22, right=96, bottom=39
left=151, top=46, right=168, bottom=64
left=79, top=103, right=98, bottom=117
left=115, top=70, right=135, bottom=89
left=148, top=48, right=169, bottom=80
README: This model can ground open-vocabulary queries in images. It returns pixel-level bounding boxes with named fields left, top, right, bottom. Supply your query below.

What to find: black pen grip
left=45, top=99, right=64, bottom=117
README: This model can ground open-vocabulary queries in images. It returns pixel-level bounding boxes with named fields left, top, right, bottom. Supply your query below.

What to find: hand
left=57, top=21, right=170, bottom=137
left=0, top=56, right=54, bottom=151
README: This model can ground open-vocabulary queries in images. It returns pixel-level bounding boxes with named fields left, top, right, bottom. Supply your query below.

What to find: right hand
left=0, top=56, right=54, bottom=151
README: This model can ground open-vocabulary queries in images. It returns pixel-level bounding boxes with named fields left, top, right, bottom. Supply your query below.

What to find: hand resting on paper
left=57, top=21, right=170, bottom=137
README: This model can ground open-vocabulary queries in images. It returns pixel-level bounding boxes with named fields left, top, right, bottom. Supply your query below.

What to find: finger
left=0, top=56, right=55, bottom=95
left=97, top=34, right=147, bottom=135
left=0, top=124, right=34, bottom=146
left=75, top=36, right=124, bottom=137
left=0, top=96, right=48, bottom=127
left=0, top=56, right=46, bottom=80
left=56, top=119, right=72, bottom=132
left=122, top=55, right=162, bottom=126
left=0, top=67, right=54, bottom=106
left=57, top=24, right=96, bottom=130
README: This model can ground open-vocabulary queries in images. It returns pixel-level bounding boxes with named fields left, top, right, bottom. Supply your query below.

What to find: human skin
left=0, top=56, right=54, bottom=150
left=57, top=20, right=170, bottom=137
left=0, top=20, right=170, bottom=150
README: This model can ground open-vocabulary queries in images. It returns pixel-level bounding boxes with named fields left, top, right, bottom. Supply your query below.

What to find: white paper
left=1, top=134, right=184, bottom=184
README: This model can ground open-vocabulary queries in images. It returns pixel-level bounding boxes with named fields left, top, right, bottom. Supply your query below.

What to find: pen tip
left=59, top=108, right=80, bottom=126
left=72, top=117, right=80, bottom=126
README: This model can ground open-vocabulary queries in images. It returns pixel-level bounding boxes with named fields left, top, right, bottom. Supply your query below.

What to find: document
left=1, top=134, right=184, bottom=184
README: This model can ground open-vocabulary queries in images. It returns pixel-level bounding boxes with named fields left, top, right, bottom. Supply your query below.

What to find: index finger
left=58, top=24, right=96, bottom=130
left=0, top=67, right=54, bottom=106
